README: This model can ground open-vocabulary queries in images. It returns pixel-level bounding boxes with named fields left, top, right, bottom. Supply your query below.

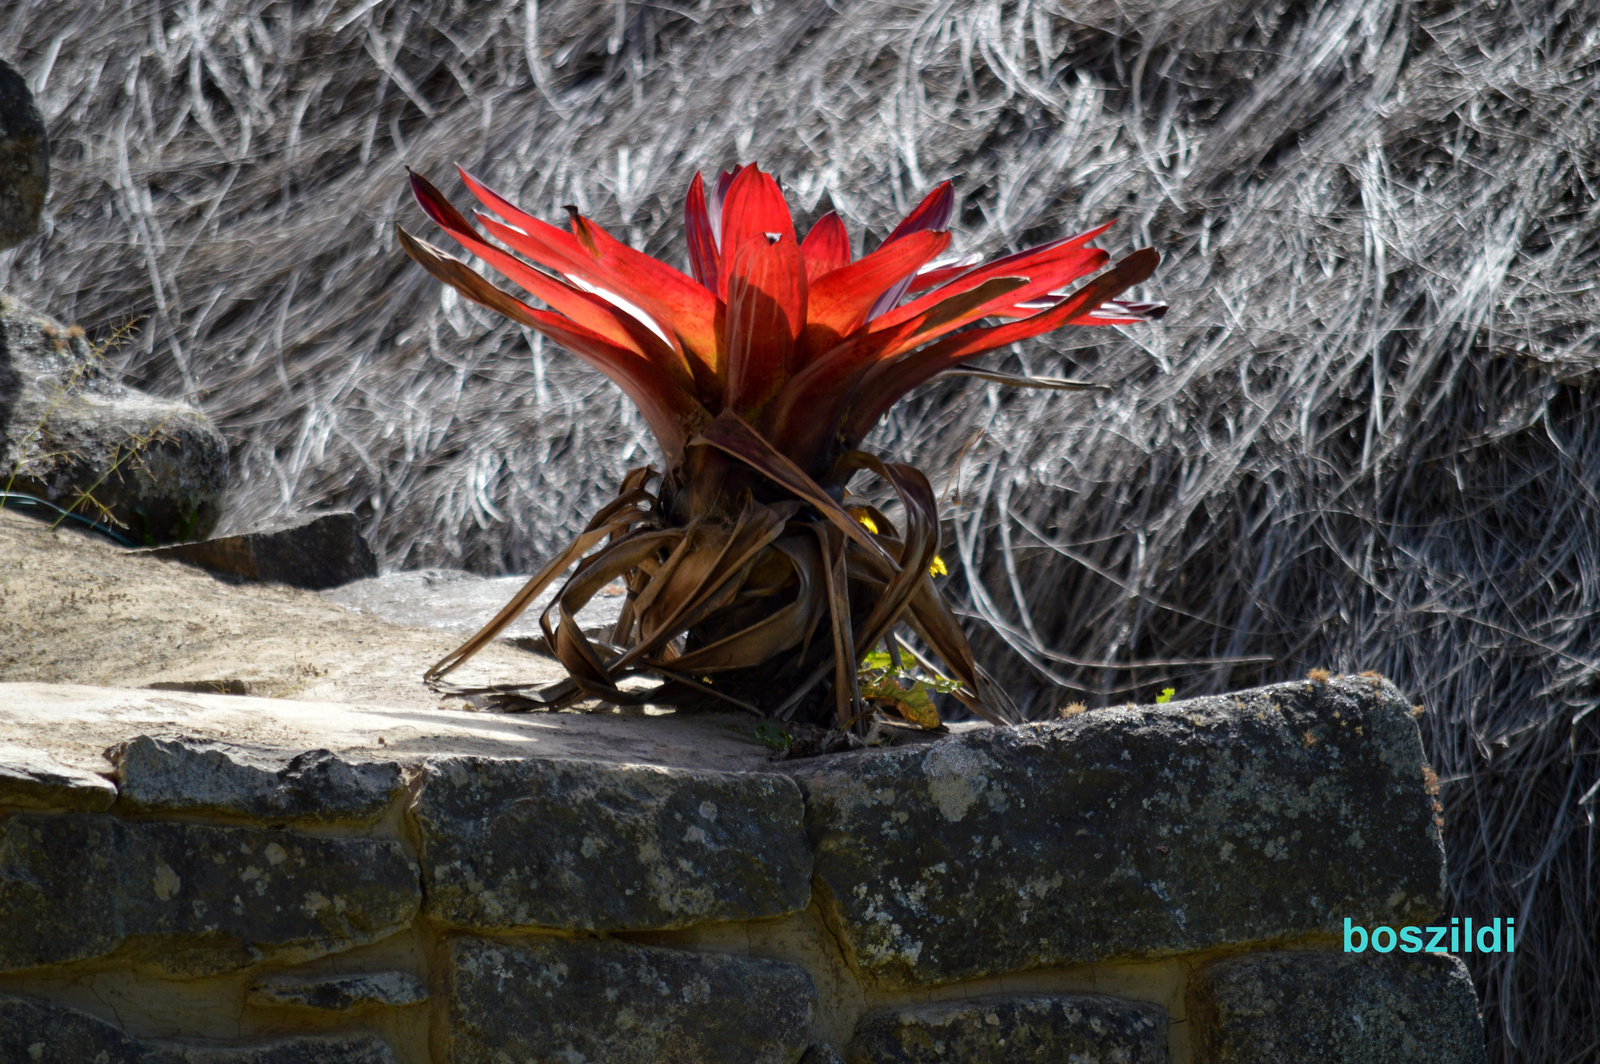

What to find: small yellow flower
left=928, top=555, right=948, bottom=577
left=857, top=513, right=880, bottom=534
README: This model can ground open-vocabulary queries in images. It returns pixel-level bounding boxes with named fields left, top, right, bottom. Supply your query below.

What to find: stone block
left=247, top=971, right=427, bottom=1012
left=793, top=676, right=1444, bottom=987
left=108, top=735, right=402, bottom=825
left=149, top=512, right=377, bottom=591
left=439, top=936, right=816, bottom=1064
left=0, top=294, right=227, bottom=545
left=0, top=992, right=397, bottom=1062
left=0, top=813, right=420, bottom=976
left=1187, top=949, right=1487, bottom=1063
left=0, top=742, right=116, bottom=810
left=413, top=755, right=811, bottom=931
left=0, top=59, right=48, bottom=250
left=846, top=994, right=1168, bottom=1064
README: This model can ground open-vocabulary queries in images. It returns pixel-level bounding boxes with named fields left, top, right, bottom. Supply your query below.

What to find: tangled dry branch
left=2, top=0, right=1597, bottom=1058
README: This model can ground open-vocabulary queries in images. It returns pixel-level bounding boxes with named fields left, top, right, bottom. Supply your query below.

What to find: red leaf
left=409, top=171, right=694, bottom=391
left=716, top=166, right=797, bottom=303
left=871, top=243, right=1107, bottom=332
left=397, top=225, right=706, bottom=462
left=800, top=211, right=851, bottom=280
left=884, top=181, right=955, bottom=244
left=685, top=172, right=721, bottom=290
left=843, top=249, right=1160, bottom=442
left=803, top=230, right=951, bottom=350
left=724, top=232, right=807, bottom=416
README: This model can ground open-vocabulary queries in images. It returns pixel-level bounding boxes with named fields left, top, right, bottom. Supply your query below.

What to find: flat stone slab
left=793, top=676, right=1445, bottom=987
left=247, top=971, right=427, bottom=1012
left=1188, top=949, right=1486, bottom=1063
left=323, top=567, right=624, bottom=642
left=0, top=993, right=397, bottom=1062
left=108, top=735, right=403, bottom=825
left=414, top=755, right=811, bottom=931
left=846, top=994, right=1168, bottom=1064
left=151, top=512, right=377, bottom=591
left=0, top=813, right=420, bottom=976
left=0, top=741, right=117, bottom=810
left=439, top=936, right=816, bottom=1064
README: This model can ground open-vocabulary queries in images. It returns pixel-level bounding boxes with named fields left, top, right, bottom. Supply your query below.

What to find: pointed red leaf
left=397, top=225, right=706, bottom=462
left=724, top=232, right=807, bottom=416
left=409, top=171, right=694, bottom=392
left=715, top=166, right=796, bottom=303
left=802, top=230, right=951, bottom=350
left=685, top=172, right=720, bottom=290
left=459, top=168, right=722, bottom=388
left=800, top=211, right=851, bottom=280
left=884, top=180, right=955, bottom=244
left=843, top=249, right=1160, bottom=442
left=870, top=243, right=1107, bottom=332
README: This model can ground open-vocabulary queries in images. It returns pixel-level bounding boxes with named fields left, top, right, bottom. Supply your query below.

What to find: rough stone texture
left=248, top=971, right=427, bottom=1012
left=801, top=1045, right=848, bottom=1064
left=414, top=755, right=811, bottom=931
left=0, top=993, right=397, bottom=1063
left=439, top=935, right=817, bottom=1064
left=846, top=995, right=1168, bottom=1064
left=0, top=59, right=48, bottom=250
left=0, top=294, right=227, bottom=545
left=108, top=735, right=402, bottom=825
left=0, top=813, right=420, bottom=976
left=0, top=741, right=116, bottom=809
left=150, top=512, right=377, bottom=590
left=793, top=676, right=1445, bottom=988
left=1188, top=949, right=1487, bottom=1063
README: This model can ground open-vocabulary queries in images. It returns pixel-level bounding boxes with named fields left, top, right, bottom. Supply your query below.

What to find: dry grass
left=2, top=0, right=1597, bottom=1057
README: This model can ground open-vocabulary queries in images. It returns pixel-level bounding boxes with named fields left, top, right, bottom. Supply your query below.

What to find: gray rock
left=0, top=993, right=397, bottom=1063
left=1188, top=949, right=1487, bottom=1063
left=247, top=971, right=427, bottom=1012
left=0, top=813, right=420, bottom=976
left=150, top=512, right=376, bottom=590
left=0, top=294, right=227, bottom=545
left=0, top=742, right=116, bottom=810
left=108, top=735, right=402, bottom=825
left=846, top=994, right=1168, bottom=1064
left=322, top=567, right=624, bottom=641
left=801, top=1046, right=848, bottom=1064
left=792, top=676, right=1445, bottom=988
left=439, top=935, right=817, bottom=1064
left=413, top=755, right=811, bottom=932
left=0, top=59, right=48, bottom=250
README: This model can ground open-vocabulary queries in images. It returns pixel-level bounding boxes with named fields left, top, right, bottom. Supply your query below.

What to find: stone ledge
left=845, top=994, right=1168, bottom=1063
left=108, top=735, right=403, bottom=826
left=438, top=936, right=817, bottom=1064
left=413, top=755, right=812, bottom=932
left=793, top=676, right=1445, bottom=988
left=0, top=993, right=398, bottom=1063
left=1187, top=949, right=1487, bottom=1063
left=0, top=813, right=421, bottom=976
left=0, top=742, right=117, bottom=810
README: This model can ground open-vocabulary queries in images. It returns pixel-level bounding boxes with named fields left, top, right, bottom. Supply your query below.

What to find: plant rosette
left=400, top=163, right=1163, bottom=728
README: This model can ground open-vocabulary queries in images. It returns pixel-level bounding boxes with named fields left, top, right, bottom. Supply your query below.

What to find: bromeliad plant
left=401, top=163, right=1163, bottom=727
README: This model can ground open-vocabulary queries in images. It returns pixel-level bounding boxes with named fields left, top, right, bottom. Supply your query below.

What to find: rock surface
left=0, top=59, right=48, bottom=250
left=794, top=676, right=1445, bottom=988
left=323, top=567, right=624, bottom=641
left=439, top=935, right=817, bottom=1064
left=0, top=993, right=398, bottom=1062
left=108, top=735, right=402, bottom=825
left=151, top=512, right=377, bottom=590
left=0, top=813, right=420, bottom=976
left=0, top=295, right=227, bottom=544
left=413, top=755, right=811, bottom=931
left=0, top=741, right=116, bottom=809
left=1187, top=949, right=1486, bottom=1063
left=846, top=994, right=1168, bottom=1064
left=247, top=971, right=427, bottom=1012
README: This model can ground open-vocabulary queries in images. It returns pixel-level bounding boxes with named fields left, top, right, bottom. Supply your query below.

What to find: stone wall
left=0, top=675, right=1485, bottom=1063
